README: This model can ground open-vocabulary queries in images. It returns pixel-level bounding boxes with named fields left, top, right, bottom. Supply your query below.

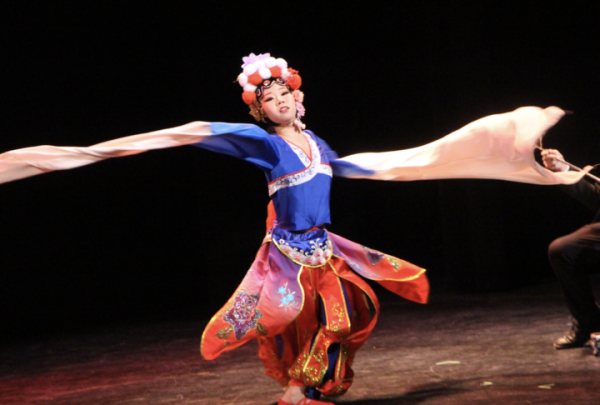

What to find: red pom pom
left=287, top=74, right=302, bottom=90
left=248, top=72, right=263, bottom=86
left=242, top=91, right=256, bottom=105
left=269, top=66, right=282, bottom=77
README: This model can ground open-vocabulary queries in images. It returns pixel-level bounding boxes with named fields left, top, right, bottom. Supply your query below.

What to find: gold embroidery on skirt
left=215, top=325, right=234, bottom=340
left=385, top=255, right=402, bottom=271
left=256, top=322, right=268, bottom=336
left=329, top=302, right=346, bottom=334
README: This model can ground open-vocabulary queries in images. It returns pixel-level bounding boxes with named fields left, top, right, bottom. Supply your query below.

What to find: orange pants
left=257, top=255, right=380, bottom=397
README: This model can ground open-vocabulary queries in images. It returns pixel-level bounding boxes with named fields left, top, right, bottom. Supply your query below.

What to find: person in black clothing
left=542, top=149, right=600, bottom=349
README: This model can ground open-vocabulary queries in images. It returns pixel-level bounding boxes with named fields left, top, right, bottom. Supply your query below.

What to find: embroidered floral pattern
left=287, top=140, right=312, bottom=166
left=362, top=246, right=402, bottom=272
left=215, top=325, right=234, bottom=340
left=223, top=291, right=263, bottom=340
left=289, top=350, right=308, bottom=380
left=363, top=246, right=385, bottom=265
left=329, top=302, right=348, bottom=335
left=277, top=237, right=332, bottom=266
left=277, top=282, right=298, bottom=311
left=304, top=348, right=327, bottom=386
left=386, top=255, right=402, bottom=272
left=256, top=322, right=268, bottom=336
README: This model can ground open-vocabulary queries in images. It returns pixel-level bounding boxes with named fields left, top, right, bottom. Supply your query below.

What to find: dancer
left=542, top=149, right=600, bottom=349
left=196, top=54, right=429, bottom=404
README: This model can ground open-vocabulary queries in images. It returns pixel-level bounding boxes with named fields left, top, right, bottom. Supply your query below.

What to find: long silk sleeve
left=0, top=121, right=214, bottom=184
left=0, top=122, right=278, bottom=185
left=336, top=106, right=589, bottom=185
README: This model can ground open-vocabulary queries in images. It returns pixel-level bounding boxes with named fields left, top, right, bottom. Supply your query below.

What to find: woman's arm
left=191, top=123, right=280, bottom=171
left=0, top=121, right=280, bottom=185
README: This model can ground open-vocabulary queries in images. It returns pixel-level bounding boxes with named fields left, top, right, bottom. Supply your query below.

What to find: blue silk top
left=192, top=123, right=372, bottom=231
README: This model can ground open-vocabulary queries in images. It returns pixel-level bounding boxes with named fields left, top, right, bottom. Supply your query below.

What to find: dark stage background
left=0, top=2, right=598, bottom=340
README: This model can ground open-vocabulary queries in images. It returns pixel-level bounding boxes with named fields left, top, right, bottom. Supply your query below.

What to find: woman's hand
left=541, top=149, right=569, bottom=172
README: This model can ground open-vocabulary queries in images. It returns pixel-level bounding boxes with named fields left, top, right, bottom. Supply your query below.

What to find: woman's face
left=259, top=83, right=296, bottom=125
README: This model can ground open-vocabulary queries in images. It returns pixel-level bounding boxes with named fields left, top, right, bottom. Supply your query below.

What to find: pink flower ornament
left=292, top=90, right=304, bottom=103
left=242, top=52, right=270, bottom=68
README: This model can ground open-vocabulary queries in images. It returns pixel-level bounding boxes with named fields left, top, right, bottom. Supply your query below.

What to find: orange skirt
left=201, top=229, right=429, bottom=397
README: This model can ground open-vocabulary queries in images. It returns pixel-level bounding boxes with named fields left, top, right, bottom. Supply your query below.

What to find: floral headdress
left=237, top=53, right=306, bottom=130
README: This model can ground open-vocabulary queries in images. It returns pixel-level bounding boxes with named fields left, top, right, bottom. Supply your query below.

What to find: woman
left=197, top=53, right=429, bottom=405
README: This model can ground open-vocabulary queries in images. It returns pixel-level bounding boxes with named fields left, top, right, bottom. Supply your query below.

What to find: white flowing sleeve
left=0, top=121, right=279, bottom=185
left=338, top=106, right=589, bottom=185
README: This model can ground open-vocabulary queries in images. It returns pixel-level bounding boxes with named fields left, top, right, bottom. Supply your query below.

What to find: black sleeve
left=560, top=177, right=600, bottom=212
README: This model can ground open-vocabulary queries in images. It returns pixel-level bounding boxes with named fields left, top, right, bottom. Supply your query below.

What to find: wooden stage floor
left=2, top=280, right=600, bottom=404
